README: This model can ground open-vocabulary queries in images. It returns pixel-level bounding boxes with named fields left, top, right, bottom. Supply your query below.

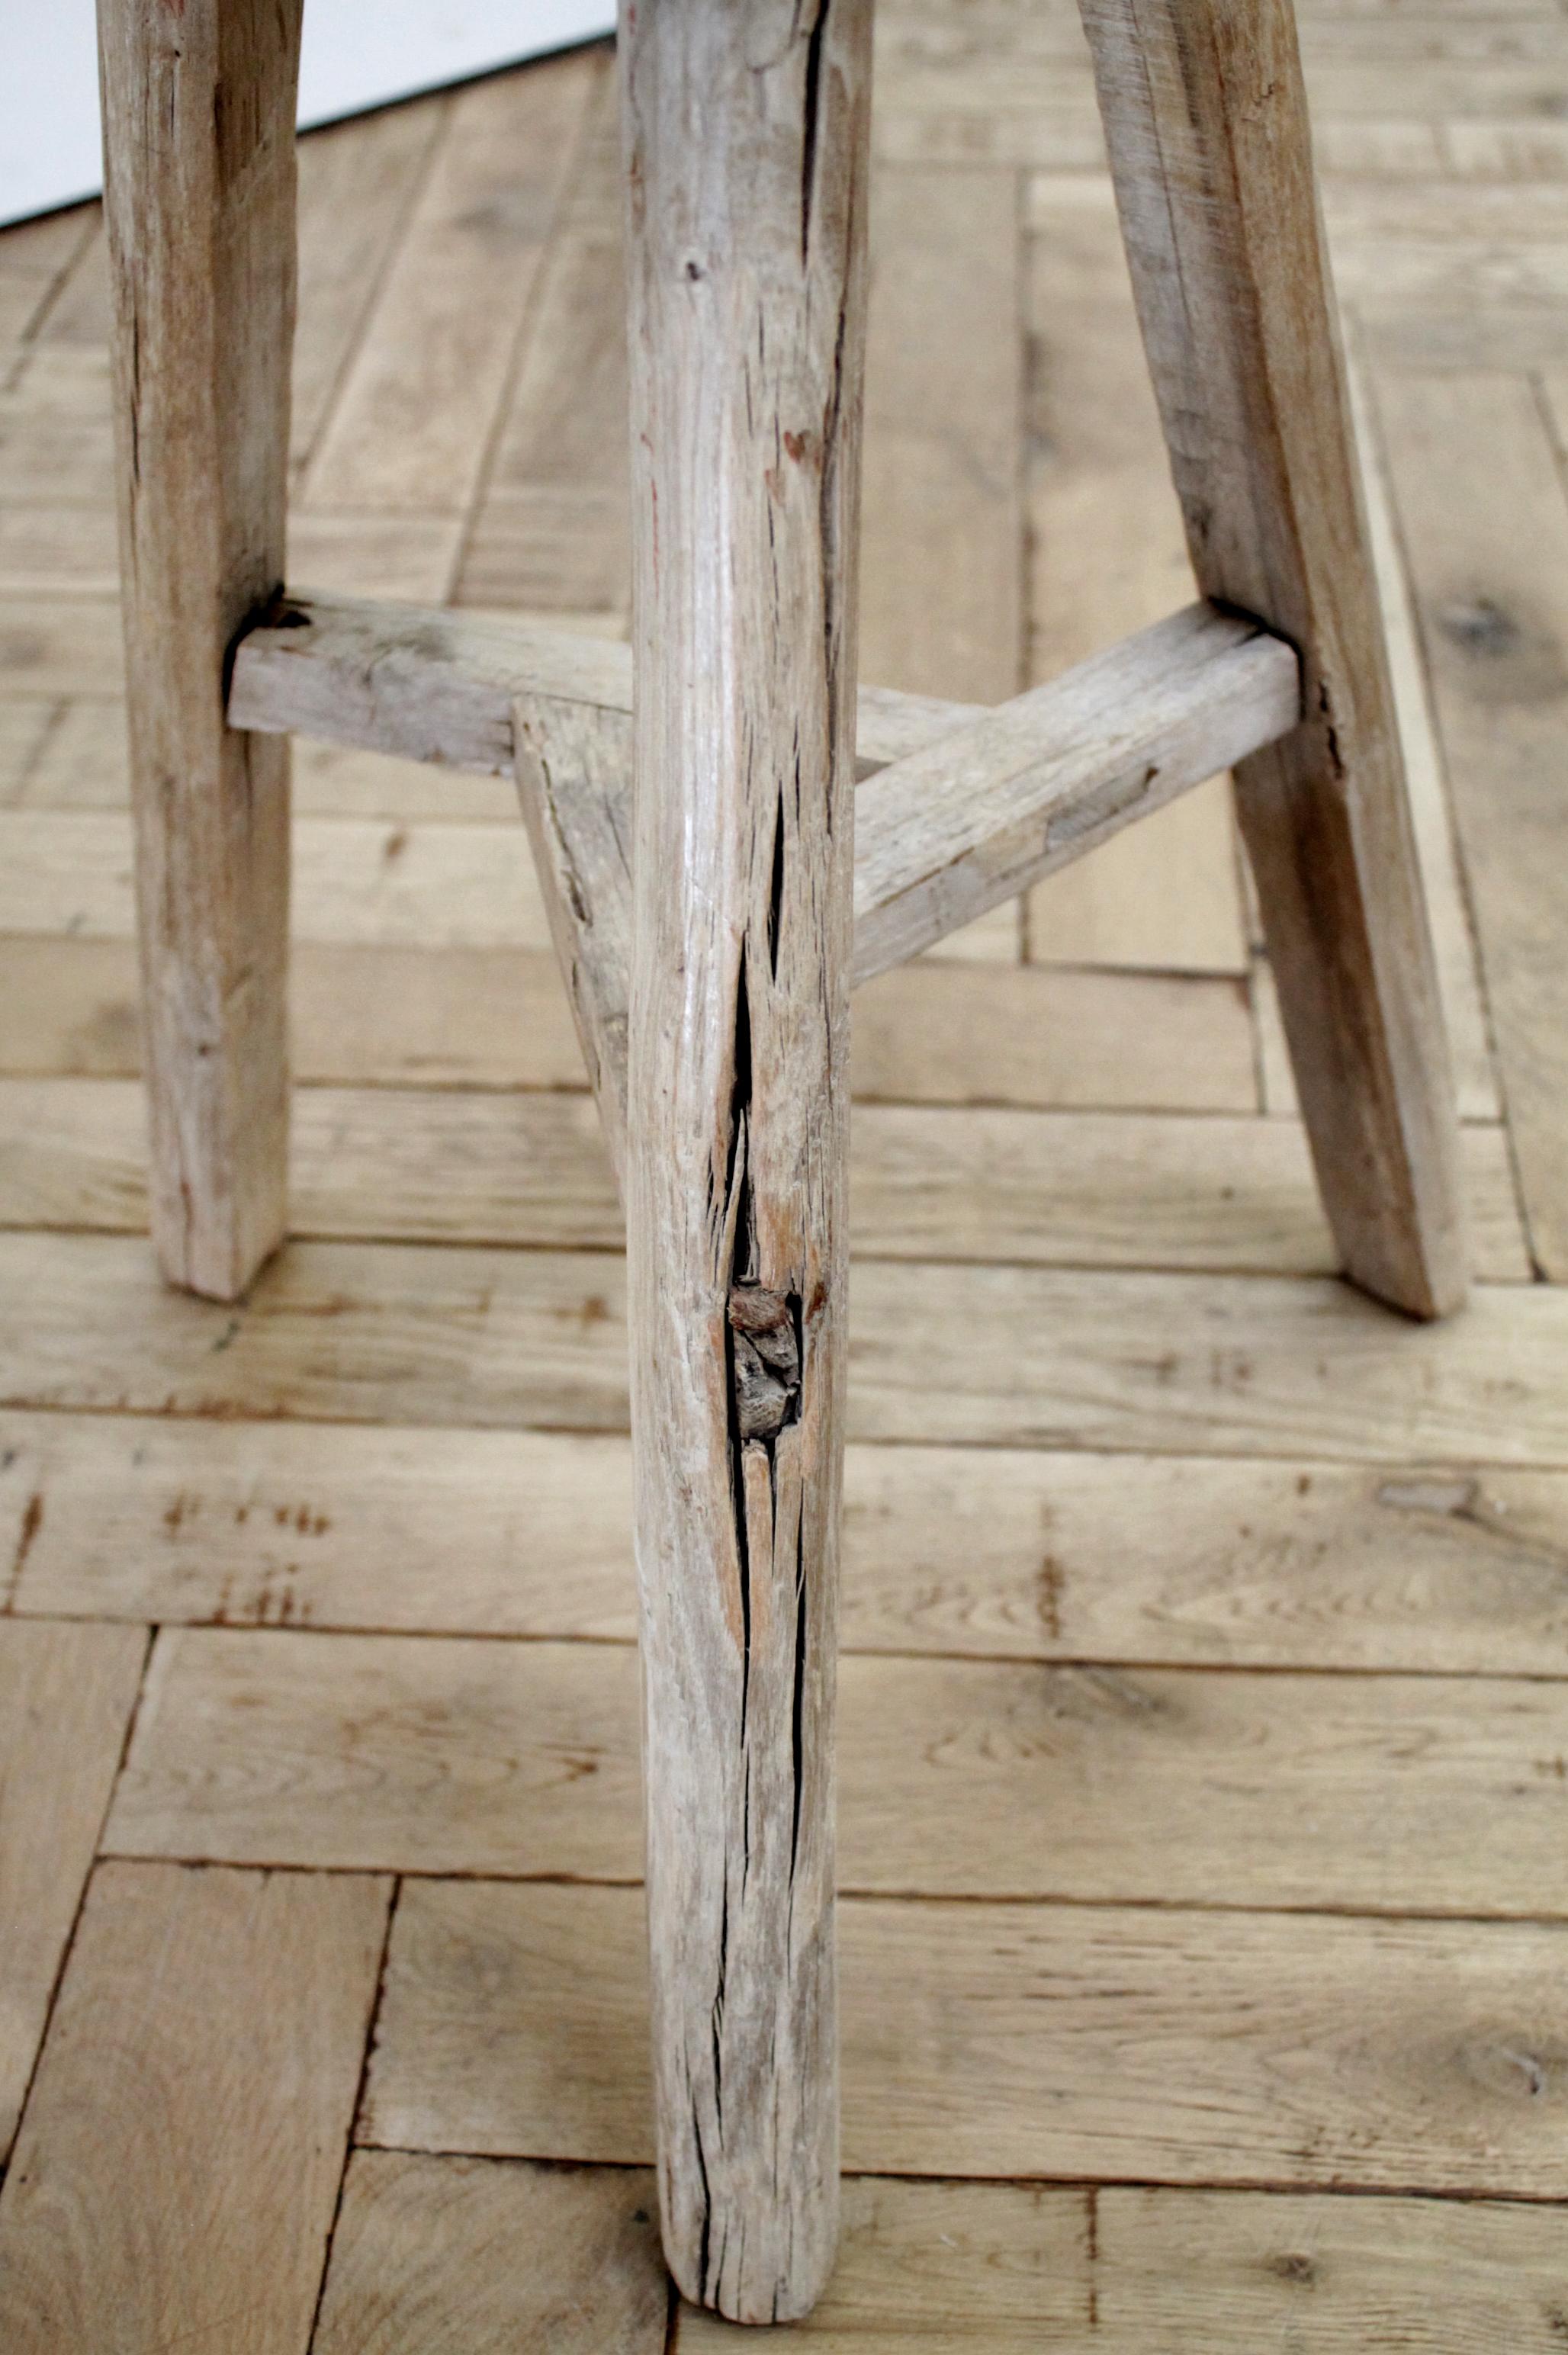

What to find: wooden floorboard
left=104, top=1624, right=1568, bottom=1913
left=313, top=2151, right=670, bottom=2355
left=5, top=1230, right=1568, bottom=1457
left=8, top=1409, right=1568, bottom=1675
left=0, top=1619, right=145, bottom=2155
left=0, top=1862, right=388, bottom=2355
left=0, top=1076, right=1532, bottom=1277
left=361, top=1877, right=1568, bottom=2196
left=4, top=8, right=1567, bottom=2341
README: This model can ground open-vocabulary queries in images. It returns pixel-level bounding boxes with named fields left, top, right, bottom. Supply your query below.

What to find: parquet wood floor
left=2, top=8, right=1567, bottom=2344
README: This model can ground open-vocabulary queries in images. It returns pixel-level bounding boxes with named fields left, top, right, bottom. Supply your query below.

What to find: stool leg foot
left=1081, top=0, right=1467, bottom=1319
left=98, top=0, right=301, bottom=1300
left=621, top=0, right=872, bottom=2321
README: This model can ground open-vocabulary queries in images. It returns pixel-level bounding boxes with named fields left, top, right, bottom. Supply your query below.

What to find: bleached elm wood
left=853, top=602, right=1296, bottom=980
left=97, top=0, right=302, bottom=1300
left=1078, top=0, right=1467, bottom=1322
left=619, top=0, right=872, bottom=2321
left=230, top=593, right=630, bottom=773
left=513, top=603, right=1296, bottom=1167
left=227, top=586, right=980, bottom=777
left=512, top=696, right=634, bottom=1165
left=231, top=595, right=1295, bottom=1126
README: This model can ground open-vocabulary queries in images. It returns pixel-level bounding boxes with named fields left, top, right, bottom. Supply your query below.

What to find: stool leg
left=621, top=0, right=871, bottom=2321
left=1080, top=0, right=1467, bottom=1319
left=98, top=0, right=301, bottom=1300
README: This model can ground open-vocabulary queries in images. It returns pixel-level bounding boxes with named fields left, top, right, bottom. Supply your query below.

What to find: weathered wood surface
left=1080, top=0, right=1467, bottom=1319
left=1022, top=179, right=1249, bottom=980
left=108, top=1624, right=1568, bottom=1917
left=851, top=603, right=1293, bottom=975
left=1090, top=2186, right=1568, bottom=2354
left=227, top=586, right=977, bottom=776
left=1377, top=367, right=1568, bottom=1283
left=297, top=55, right=599, bottom=519
left=619, top=0, right=872, bottom=2316
left=11, top=1409, right=1568, bottom=1679
left=860, top=166, right=1025, bottom=712
left=678, top=2175, right=1090, bottom=2351
left=0, top=1075, right=1530, bottom=1278
left=314, top=2151, right=670, bottom=2355
left=0, top=934, right=1261, bottom=1111
left=0, top=1620, right=145, bottom=2154
left=516, top=602, right=1291, bottom=1158
left=231, top=592, right=1293, bottom=1149
left=8, top=16, right=1568, bottom=2344
left=0, top=1861, right=388, bottom=2354
left=9, top=1229, right=1568, bottom=1460
left=1343, top=342, right=1502, bottom=1122
left=361, top=1878, right=1568, bottom=2196
left=98, top=0, right=302, bottom=1298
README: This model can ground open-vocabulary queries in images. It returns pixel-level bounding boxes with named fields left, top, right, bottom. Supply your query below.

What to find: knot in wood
left=728, top=1286, right=801, bottom=1441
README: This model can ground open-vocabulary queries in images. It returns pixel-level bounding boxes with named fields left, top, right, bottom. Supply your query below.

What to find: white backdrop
left=1, top=2, right=616, bottom=227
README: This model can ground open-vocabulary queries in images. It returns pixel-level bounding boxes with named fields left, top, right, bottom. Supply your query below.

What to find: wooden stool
left=100, top=0, right=1467, bottom=2322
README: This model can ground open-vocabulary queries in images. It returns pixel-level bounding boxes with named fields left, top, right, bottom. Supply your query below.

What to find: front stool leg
left=98, top=0, right=301, bottom=1299
left=621, top=0, right=872, bottom=2322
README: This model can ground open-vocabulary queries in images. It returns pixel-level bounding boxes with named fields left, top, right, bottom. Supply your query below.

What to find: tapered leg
left=1079, top=0, right=1467, bottom=1319
left=98, top=0, right=301, bottom=1300
left=621, top=0, right=871, bottom=2322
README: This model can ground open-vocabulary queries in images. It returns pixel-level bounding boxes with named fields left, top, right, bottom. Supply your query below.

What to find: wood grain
left=313, top=2151, right=669, bottom=2355
left=104, top=1624, right=1568, bottom=1917
left=850, top=602, right=1296, bottom=982
left=0, top=1619, right=145, bottom=2154
left=1081, top=0, right=1467, bottom=1318
left=227, top=587, right=980, bottom=778
left=1022, top=178, right=1249, bottom=978
left=1374, top=368, right=1568, bottom=1281
left=11, top=1409, right=1568, bottom=1678
left=7, top=1230, right=1568, bottom=1462
left=0, top=1860, right=388, bottom=2354
left=620, top=0, right=872, bottom=2312
left=1093, top=2185, right=1568, bottom=2353
left=514, top=601, right=1294, bottom=1154
left=0, top=808, right=555, bottom=950
left=98, top=0, right=302, bottom=1297
left=455, top=74, right=630, bottom=618
left=1343, top=339, right=1501, bottom=1121
left=678, top=2175, right=1090, bottom=2352
left=0, top=1077, right=1530, bottom=1280
left=0, top=931, right=1261, bottom=1110
left=860, top=166, right=1024, bottom=708
left=361, top=1878, right=1568, bottom=2196
left=298, top=55, right=599, bottom=517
